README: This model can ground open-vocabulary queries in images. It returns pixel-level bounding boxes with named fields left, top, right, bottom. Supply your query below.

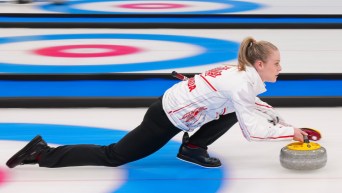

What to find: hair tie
left=248, top=41, right=254, bottom=48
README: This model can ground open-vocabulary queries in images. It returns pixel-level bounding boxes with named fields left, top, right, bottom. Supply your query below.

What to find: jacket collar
left=245, top=65, right=266, bottom=95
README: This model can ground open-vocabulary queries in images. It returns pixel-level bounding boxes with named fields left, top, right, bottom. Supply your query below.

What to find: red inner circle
left=0, top=168, right=7, bottom=185
left=33, top=44, right=141, bottom=58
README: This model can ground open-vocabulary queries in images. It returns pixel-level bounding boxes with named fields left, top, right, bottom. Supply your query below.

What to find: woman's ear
left=254, top=60, right=264, bottom=70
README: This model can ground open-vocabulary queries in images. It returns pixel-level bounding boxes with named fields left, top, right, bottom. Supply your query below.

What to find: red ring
left=118, top=3, right=187, bottom=9
left=0, top=168, right=7, bottom=185
left=33, top=44, right=141, bottom=58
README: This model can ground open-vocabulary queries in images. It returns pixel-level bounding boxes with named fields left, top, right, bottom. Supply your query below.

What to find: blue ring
left=0, top=33, right=239, bottom=73
left=39, top=0, right=263, bottom=14
left=0, top=123, right=226, bottom=192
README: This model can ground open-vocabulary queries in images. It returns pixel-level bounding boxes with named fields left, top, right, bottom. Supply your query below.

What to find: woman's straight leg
left=39, top=99, right=181, bottom=168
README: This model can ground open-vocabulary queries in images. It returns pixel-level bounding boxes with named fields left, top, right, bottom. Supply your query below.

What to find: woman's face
left=254, top=50, right=282, bottom=82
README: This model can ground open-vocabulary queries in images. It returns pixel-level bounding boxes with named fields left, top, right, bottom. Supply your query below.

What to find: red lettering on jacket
left=181, top=106, right=207, bottom=123
left=187, top=77, right=196, bottom=92
left=205, top=66, right=231, bottom=78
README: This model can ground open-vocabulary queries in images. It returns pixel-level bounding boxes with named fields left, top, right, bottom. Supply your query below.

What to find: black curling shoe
left=6, top=135, right=49, bottom=168
left=177, top=144, right=221, bottom=168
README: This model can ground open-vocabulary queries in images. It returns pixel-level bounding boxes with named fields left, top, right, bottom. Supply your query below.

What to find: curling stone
left=280, top=136, right=327, bottom=170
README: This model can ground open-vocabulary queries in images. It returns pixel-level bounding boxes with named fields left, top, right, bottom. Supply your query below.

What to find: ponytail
left=238, top=37, right=255, bottom=71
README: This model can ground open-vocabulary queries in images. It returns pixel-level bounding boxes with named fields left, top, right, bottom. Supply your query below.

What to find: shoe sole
left=6, top=135, right=43, bottom=168
left=177, top=153, right=221, bottom=168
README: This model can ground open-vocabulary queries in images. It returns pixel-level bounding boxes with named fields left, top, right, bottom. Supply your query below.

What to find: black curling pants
left=187, top=112, right=237, bottom=149
left=38, top=98, right=237, bottom=168
left=39, top=98, right=180, bottom=168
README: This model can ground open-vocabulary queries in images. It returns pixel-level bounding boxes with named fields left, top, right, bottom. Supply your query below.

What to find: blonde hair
left=237, top=37, right=278, bottom=71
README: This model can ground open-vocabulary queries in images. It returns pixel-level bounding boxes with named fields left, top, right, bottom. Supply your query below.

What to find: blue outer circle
left=39, top=0, right=262, bottom=14
left=0, top=123, right=226, bottom=193
left=0, top=33, right=238, bottom=73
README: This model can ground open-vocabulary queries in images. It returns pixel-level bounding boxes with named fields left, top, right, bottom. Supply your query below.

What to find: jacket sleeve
left=232, top=84, right=294, bottom=141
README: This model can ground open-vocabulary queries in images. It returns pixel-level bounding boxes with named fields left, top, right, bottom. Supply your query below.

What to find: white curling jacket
left=162, top=65, right=294, bottom=141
